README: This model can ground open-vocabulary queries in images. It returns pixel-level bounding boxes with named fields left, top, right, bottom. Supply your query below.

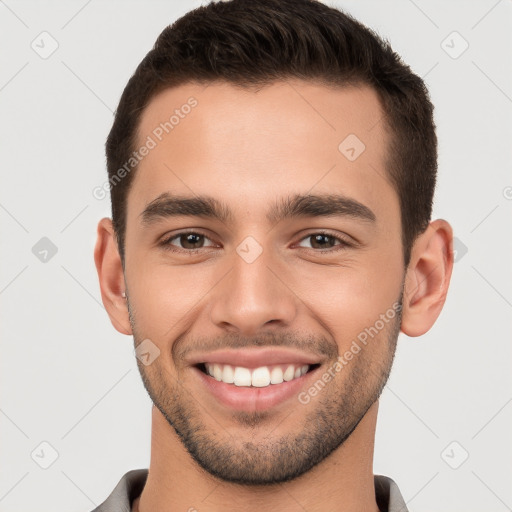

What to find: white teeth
left=270, top=366, right=284, bottom=384
left=233, top=366, right=252, bottom=387
left=213, top=363, right=222, bottom=381
left=283, top=365, right=295, bottom=382
left=203, top=363, right=311, bottom=387
left=222, top=364, right=235, bottom=384
left=251, top=367, right=271, bottom=387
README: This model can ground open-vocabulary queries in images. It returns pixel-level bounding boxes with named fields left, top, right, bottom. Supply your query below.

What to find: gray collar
left=91, top=469, right=409, bottom=512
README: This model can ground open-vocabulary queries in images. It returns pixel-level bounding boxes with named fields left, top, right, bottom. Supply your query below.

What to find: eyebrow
left=140, top=192, right=376, bottom=227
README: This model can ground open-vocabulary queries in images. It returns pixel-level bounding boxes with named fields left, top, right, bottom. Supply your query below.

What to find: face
left=122, top=80, right=405, bottom=484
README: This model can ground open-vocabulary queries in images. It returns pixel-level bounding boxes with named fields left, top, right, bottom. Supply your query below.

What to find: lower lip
left=192, top=366, right=320, bottom=412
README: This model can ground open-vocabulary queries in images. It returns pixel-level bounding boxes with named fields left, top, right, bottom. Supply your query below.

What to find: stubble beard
left=129, top=296, right=402, bottom=486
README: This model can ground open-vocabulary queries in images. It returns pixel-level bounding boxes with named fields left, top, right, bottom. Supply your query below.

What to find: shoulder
left=89, top=469, right=148, bottom=512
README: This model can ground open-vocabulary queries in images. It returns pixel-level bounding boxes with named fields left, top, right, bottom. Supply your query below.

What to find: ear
left=401, top=219, right=454, bottom=337
left=94, top=217, right=132, bottom=335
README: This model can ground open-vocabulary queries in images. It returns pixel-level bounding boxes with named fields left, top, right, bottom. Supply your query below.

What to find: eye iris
left=181, top=233, right=203, bottom=249
left=311, top=234, right=335, bottom=249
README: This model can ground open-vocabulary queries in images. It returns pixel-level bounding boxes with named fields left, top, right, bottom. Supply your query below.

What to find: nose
left=209, top=247, right=298, bottom=336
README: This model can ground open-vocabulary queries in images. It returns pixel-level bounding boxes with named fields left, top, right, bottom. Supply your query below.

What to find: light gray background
left=1, top=1, right=511, bottom=511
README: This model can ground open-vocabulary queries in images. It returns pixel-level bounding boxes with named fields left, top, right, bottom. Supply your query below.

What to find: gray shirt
left=91, top=469, right=409, bottom=512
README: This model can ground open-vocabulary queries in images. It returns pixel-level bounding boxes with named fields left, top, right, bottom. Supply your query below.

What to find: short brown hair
left=106, top=0, right=437, bottom=267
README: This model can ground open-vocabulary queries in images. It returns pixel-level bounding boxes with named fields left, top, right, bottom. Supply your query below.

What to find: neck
left=135, top=401, right=381, bottom=512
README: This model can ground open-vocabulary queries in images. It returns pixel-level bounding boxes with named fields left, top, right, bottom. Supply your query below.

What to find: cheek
left=290, top=255, right=403, bottom=349
left=126, top=257, right=223, bottom=337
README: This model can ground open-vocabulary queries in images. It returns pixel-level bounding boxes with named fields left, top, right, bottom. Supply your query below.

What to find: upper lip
left=188, top=348, right=324, bottom=369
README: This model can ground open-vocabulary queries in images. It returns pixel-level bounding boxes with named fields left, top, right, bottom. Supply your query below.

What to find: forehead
left=128, top=80, right=395, bottom=227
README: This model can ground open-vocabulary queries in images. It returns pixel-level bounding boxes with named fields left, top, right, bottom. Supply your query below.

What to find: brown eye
left=178, top=233, right=205, bottom=249
left=309, top=234, right=337, bottom=249
left=162, top=231, right=216, bottom=252
left=297, top=232, right=351, bottom=251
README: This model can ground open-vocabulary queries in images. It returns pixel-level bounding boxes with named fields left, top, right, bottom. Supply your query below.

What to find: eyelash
left=159, top=230, right=353, bottom=255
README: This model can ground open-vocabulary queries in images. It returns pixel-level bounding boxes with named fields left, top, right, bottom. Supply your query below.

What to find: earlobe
left=401, top=219, right=454, bottom=337
left=94, top=217, right=132, bottom=335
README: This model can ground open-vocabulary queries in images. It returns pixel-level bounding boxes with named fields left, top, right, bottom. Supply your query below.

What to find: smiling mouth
left=196, top=362, right=321, bottom=388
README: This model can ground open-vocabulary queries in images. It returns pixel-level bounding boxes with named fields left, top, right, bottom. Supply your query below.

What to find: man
left=93, top=0, right=453, bottom=510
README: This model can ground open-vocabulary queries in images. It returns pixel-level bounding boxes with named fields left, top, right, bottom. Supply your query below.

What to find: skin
left=94, top=80, right=453, bottom=512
